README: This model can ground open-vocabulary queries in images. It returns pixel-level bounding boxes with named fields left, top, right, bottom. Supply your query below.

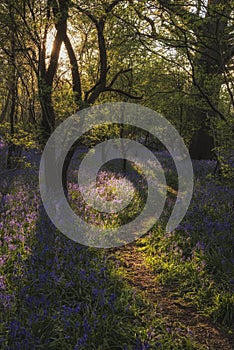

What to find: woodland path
left=112, top=244, right=234, bottom=350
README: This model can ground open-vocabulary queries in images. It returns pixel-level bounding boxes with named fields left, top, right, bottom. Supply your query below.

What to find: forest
left=0, top=0, right=234, bottom=349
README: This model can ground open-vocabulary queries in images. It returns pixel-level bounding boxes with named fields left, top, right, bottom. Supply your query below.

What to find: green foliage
left=0, top=122, right=37, bottom=150
left=80, top=123, right=120, bottom=147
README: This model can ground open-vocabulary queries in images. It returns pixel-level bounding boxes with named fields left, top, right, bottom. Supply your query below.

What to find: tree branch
left=183, top=32, right=227, bottom=122
left=157, top=0, right=199, bottom=22
left=108, top=68, right=132, bottom=88
left=73, top=4, right=98, bottom=25
left=105, top=0, right=125, bottom=14
left=63, top=34, right=82, bottom=103
left=104, top=87, right=143, bottom=100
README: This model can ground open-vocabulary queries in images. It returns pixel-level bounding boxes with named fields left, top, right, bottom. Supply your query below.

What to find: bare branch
left=108, top=68, right=132, bottom=88
left=73, top=4, right=98, bottom=25
left=104, top=87, right=143, bottom=100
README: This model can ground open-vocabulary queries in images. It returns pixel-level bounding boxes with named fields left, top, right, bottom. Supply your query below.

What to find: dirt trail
left=113, top=245, right=234, bottom=350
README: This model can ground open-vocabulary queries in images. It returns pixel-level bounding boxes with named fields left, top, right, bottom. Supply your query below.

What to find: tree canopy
left=0, top=0, right=233, bottom=163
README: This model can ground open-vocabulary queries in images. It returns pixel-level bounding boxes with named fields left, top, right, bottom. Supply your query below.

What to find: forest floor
left=110, top=244, right=234, bottom=350
left=0, top=149, right=234, bottom=350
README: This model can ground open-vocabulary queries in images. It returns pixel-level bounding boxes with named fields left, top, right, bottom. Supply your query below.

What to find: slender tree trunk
left=64, top=34, right=82, bottom=105
left=7, top=35, right=17, bottom=168
left=0, top=90, right=11, bottom=123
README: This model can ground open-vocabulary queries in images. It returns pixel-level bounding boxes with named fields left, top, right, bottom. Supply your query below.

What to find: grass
left=141, top=159, right=234, bottom=330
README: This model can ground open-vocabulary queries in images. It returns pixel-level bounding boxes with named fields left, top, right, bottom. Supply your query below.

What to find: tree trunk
left=39, top=87, right=56, bottom=145
left=7, top=34, right=18, bottom=168
left=189, top=123, right=215, bottom=160
left=187, top=0, right=231, bottom=159
left=0, top=90, right=11, bottom=123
